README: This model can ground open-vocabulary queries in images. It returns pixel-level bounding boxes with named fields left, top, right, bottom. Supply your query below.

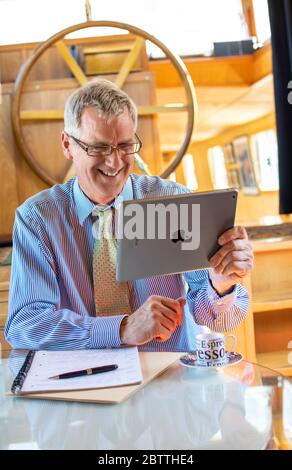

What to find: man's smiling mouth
left=98, top=168, right=123, bottom=177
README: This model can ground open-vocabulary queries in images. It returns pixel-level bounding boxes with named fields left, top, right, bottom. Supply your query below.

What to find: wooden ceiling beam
left=242, top=0, right=257, bottom=39
left=149, top=42, right=271, bottom=88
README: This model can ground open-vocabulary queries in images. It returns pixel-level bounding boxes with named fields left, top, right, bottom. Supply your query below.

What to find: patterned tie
left=92, top=207, right=132, bottom=316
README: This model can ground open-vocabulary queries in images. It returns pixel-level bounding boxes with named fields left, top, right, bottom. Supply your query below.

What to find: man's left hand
left=209, top=226, right=254, bottom=296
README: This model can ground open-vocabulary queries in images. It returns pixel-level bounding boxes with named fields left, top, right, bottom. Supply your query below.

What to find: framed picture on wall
left=223, top=143, right=236, bottom=164
left=223, top=144, right=240, bottom=188
left=232, top=136, right=259, bottom=195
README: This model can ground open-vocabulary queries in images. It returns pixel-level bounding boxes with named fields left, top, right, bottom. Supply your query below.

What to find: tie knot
left=98, top=208, right=113, bottom=222
left=94, top=208, right=114, bottom=240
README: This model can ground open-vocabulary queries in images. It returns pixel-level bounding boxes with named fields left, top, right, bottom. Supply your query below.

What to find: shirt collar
left=73, top=176, right=133, bottom=225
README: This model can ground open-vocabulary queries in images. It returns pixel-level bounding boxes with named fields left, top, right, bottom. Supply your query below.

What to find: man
left=5, top=79, right=253, bottom=351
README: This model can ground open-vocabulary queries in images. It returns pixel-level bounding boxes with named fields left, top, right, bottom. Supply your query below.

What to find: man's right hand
left=120, top=295, right=186, bottom=346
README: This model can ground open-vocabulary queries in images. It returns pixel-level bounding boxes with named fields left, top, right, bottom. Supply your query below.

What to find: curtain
left=268, top=0, right=292, bottom=213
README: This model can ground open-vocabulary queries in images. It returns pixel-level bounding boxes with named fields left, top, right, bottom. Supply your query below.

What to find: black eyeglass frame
left=66, top=132, right=142, bottom=157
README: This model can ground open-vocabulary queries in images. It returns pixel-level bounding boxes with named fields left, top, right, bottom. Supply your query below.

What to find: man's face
left=62, top=106, right=136, bottom=204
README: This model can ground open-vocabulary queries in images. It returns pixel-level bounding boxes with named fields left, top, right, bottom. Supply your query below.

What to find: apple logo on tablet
left=171, top=230, right=190, bottom=243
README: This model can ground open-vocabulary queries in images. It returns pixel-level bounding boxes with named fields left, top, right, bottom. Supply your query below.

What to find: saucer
left=179, top=351, right=243, bottom=369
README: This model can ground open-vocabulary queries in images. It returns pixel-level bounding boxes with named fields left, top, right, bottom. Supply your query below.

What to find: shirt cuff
left=207, top=280, right=238, bottom=316
left=89, top=314, right=128, bottom=349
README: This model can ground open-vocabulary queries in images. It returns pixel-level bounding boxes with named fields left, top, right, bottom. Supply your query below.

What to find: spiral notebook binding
left=11, top=350, right=36, bottom=395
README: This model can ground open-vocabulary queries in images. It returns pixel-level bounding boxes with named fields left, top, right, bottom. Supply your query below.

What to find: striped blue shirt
left=5, top=175, right=249, bottom=352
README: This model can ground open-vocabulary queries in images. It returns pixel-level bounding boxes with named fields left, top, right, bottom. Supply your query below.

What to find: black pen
left=49, top=364, right=118, bottom=380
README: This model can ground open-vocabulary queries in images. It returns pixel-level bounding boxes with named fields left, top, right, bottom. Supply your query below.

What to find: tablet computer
left=116, top=188, right=237, bottom=281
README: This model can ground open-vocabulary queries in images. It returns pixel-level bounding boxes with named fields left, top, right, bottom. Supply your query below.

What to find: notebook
left=9, top=351, right=182, bottom=404
left=11, top=347, right=143, bottom=395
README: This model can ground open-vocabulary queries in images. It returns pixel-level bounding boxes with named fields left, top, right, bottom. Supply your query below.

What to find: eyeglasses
left=66, top=133, right=142, bottom=158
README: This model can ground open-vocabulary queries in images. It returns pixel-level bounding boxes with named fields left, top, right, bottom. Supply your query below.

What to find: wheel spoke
left=115, top=37, right=145, bottom=88
left=20, top=104, right=187, bottom=121
left=55, top=40, right=88, bottom=86
left=20, top=110, right=64, bottom=120
left=137, top=104, right=187, bottom=115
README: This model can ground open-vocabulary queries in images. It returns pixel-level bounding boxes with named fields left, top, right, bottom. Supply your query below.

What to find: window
left=252, top=129, right=279, bottom=191
left=252, top=0, right=271, bottom=45
left=208, top=146, right=229, bottom=190
left=0, top=0, right=249, bottom=57
left=182, top=153, right=198, bottom=190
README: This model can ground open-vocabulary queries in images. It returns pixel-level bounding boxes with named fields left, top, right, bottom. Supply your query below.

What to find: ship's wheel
left=12, top=21, right=197, bottom=186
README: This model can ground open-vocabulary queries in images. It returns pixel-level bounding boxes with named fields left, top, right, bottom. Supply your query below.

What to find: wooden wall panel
left=20, top=84, right=75, bottom=181
left=236, top=191, right=279, bottom=222
left=0, top=263, right=10, bottom=354
left=14, top=147, right=49, bottom=208
left=0, top=93, right=20, bottom=239
left=0, top=47, right=71, bottom=84
left=0, top=49, right=27, bottom=83
left=254, top=309, right=292, bottom=354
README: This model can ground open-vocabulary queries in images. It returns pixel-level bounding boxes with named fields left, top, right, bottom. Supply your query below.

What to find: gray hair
left=64, top=78, right=138, bottom=137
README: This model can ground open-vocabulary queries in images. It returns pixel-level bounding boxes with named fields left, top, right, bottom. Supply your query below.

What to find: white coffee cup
left=195, top=332, right=237, bottom=367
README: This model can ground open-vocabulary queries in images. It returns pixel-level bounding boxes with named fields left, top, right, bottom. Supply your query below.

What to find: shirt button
left=216, top=301, right=223, bottom=305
